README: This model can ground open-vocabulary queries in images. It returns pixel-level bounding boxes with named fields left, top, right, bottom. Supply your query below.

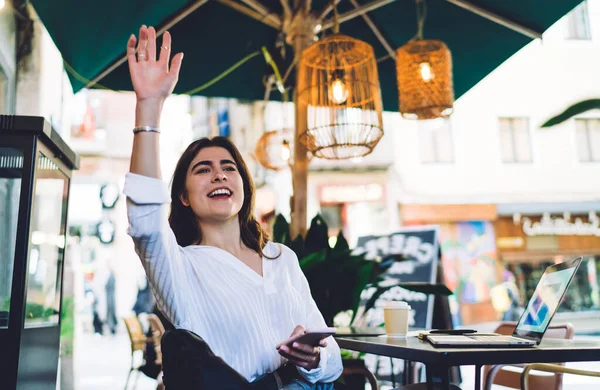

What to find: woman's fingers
left=292, top=342, right=320, bottom=355
left=127, top=34, right=137, bottom=67
left=169, top=52, right=184, bottom=78
left=137, top=25, right=148, bottom=61
left=278, top=346, right=317, bottom=367
left=159, top=31, right=171, bottom=67
left=147, top=26, right=157, bottom=61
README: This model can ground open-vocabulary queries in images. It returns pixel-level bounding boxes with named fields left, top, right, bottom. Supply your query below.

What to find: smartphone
left=276, top=327, right=337, bottom=349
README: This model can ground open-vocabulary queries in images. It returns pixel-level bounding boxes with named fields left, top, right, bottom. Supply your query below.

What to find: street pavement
left=75, top=330, right=158, bottom=390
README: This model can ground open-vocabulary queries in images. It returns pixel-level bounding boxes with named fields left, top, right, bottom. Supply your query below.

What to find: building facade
left=390, top=0, right=600, bottom=324
left=0, top=1, right=17, bottom=114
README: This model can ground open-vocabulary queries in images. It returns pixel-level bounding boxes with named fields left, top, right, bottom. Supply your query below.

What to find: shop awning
left=30, top=0, right=584, bottom=111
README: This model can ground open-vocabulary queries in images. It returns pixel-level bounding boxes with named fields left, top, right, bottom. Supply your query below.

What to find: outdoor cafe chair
left=483, top=321, right=574, bottom=390
left=521, top=363, right=600, bottom=390
left=147, top=313, right=166, bottom=366
left=124, top=315, right=147, bottom=390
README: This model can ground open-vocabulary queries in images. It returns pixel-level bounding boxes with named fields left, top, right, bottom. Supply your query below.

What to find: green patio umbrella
left=30, top=0, right=584, bottom=235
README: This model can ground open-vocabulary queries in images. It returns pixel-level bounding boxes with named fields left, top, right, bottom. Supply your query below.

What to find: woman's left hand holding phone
left=277, top=325, right=327, bottom=370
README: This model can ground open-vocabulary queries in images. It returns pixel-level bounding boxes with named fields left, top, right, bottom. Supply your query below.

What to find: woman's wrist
left=135, top=98, right=165, bottom=127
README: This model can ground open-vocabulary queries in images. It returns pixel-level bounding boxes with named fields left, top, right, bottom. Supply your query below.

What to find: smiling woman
left=123, top=25, right=342, bottom=389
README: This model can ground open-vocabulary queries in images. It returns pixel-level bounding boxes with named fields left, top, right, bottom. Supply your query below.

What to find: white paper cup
left=383, top=301, right=411, bottom=337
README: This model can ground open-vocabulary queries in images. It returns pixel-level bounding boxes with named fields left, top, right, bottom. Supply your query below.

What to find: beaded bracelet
left=133, top=125, right=160, bottom=134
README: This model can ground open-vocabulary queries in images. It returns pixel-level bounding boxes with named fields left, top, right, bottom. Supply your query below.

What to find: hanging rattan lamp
left=297, top=33, right=384, bottom=160
left=396, top=0, right=454, bottom=120
left=254, top=128, right=293, bottom=171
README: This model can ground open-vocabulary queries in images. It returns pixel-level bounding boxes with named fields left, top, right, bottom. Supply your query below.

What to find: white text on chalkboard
left=359, top=234, right=435, bottom=263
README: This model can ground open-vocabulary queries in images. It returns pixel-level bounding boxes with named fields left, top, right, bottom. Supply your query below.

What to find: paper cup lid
left=384, top=301, right=411, bottom=309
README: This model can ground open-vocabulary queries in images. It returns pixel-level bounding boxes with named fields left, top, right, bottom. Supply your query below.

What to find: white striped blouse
left=124, top=172, right=343, bottom=384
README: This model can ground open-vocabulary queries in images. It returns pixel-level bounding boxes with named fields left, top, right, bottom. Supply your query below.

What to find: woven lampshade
left=254, top=129, right=293, bottom=171
left=297, top=34, right=384, bottom=160
left=396, top=39, right=454, bottom=120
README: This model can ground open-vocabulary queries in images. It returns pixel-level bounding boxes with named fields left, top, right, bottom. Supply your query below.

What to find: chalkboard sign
left=354, top=225, right=439, bottom=329
left=353, top=226, right=439, bottom=384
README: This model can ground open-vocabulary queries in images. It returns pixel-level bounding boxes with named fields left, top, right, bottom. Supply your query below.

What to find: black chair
left=161, top=329, right=254, bottom=390
left=161, top=329, right=312, bottom=390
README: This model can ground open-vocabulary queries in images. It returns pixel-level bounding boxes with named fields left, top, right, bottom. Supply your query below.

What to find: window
left=575, top=119, right=600, bottom=162
left=566, top=1, right=591, bottom=40
left=499, top=117, right=532, bottom=163
left=418, top=119, right=454, bottom=163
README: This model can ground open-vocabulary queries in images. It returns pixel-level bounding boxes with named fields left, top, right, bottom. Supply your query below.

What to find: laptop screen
left=515, top=257, right=581, bottom=336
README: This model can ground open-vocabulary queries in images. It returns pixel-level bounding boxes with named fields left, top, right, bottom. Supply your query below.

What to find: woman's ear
left=179, top=192, right=190, bottom=207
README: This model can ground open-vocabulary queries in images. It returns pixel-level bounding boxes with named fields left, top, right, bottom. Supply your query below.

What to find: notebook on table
left=427, top=256, right=582, bottom=348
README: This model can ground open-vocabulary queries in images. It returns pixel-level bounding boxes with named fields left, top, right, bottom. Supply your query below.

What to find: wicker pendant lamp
left=396, top=0, right=454, bottom=120
left=296, top=3, right=384, bottom=159
left=254, top=128, right=293, bottom=171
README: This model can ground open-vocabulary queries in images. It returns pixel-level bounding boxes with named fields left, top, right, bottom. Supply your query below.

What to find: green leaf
left=541, top=99, right=600, bottom=127
left=329, top=249, right=354, bottom=265
left=363, top=284, right=397, bottom=314
left=305, top=214, right=330, bottom=254
left=299, top=250, right=327, bottom=273
left=349, top=262, right=374, bottom=324
left=289, top=234, right=306, bottom=259
left=272, top=214, right=291, bottom=245
left=333, top=230, right=349, bottom=252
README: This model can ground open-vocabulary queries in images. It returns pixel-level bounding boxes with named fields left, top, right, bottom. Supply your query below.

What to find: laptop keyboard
left=470, top=335, right=520, bottom=342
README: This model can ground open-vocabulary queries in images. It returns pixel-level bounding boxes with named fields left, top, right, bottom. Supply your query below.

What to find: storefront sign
left=496, top=236, right=525, bottom=249
left=517, top=212, right=600, bottom=237
left=320, top=183, right=383, bottom=203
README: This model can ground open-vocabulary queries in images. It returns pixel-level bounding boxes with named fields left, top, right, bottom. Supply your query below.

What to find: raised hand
left=127, top=25, right=183, bottom=103
left=277, top=325, right=327, bottom=370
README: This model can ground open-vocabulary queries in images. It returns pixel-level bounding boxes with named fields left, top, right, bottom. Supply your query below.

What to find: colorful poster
left=438, top=221, right=499, bottom=304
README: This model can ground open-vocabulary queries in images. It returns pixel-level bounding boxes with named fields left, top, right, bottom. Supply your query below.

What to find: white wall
left=0, top=3, right=16, bottom=113
left=15, top=7, right=73, bottom=136
left=390, top=0, right=600, bottom=205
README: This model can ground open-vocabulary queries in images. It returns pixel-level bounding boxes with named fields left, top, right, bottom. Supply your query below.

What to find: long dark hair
left=168, top=137, right=272, bottom=258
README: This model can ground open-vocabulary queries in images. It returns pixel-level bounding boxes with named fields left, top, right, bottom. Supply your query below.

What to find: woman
left=123, top=25, right=343, bottom=389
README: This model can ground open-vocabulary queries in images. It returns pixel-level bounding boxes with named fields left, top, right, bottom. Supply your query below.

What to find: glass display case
left=0, top=115, right=78, bottom=389
left=0, top=147, right=23, bottom=329
left=24, top=151, right=70, bottom=327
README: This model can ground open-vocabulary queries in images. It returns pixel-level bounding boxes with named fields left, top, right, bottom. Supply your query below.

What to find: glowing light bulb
left=0, top=0, right=5, bottom=10
left=280, top=141, right=291, bottom=162
left=329, top=78, right=349, bottom=104
left=419, top=62, right=433, bottom=82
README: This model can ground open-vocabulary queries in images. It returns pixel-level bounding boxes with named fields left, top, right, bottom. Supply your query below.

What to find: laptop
left=427, top=256, right=582, bottom=348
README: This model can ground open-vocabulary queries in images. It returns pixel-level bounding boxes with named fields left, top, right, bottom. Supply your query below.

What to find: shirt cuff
left=124, top=172, right=171, bottom=204
left=296, top=346, right=328, bottom=384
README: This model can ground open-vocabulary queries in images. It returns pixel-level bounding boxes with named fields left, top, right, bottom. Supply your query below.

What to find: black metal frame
left=0, top=115, right=78, bottom=389
left=0, top=135, right=36, bottom=390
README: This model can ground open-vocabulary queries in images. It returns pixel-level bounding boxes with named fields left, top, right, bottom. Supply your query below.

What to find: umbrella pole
left=289, top=6, right=316, bottom=239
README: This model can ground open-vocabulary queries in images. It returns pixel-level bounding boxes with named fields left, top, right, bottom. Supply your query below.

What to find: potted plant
left=272, top=213, right=392, bottom=389
left=273, top=213, right=382, bottom=327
